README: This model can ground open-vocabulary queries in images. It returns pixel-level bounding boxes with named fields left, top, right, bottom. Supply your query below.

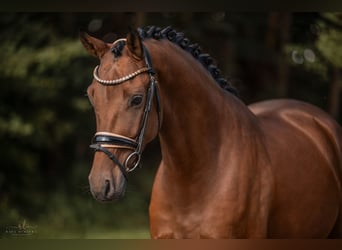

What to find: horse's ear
left=126, top=28, right=144, bottom=60
left=79, top=31, right=110, bottom=58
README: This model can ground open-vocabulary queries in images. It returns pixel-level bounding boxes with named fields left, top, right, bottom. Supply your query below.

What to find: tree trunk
left=135, top=12, right=146, bottom=27
left=329, top=66, right=341, bottom=119
left=277, top=13, right=292, bottom=98
left=265, top=13, right=292, bottom=98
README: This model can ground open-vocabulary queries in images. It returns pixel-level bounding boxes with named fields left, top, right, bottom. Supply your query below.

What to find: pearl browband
left=93, top=65, right=150, bottom=86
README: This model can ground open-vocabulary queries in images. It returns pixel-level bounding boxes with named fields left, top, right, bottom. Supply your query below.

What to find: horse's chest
left=150, top=204, right=230, bottom=239
left=150, top=212, right=202, bottom=238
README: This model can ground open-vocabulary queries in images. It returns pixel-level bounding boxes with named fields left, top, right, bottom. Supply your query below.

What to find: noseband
left=89, top=42, right=161, bottom=181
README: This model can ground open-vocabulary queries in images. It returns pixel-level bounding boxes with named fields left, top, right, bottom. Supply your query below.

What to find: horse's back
left=249, top=99, right=342, bottom=238
left=249, top=99, right=342, bottom=177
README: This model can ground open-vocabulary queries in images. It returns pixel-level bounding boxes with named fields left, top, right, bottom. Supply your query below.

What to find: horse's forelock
left=111, top=40, right=126, bottom=58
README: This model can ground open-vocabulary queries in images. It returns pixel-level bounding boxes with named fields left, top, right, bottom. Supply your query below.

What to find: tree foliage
left=317, top=13, right=342, bottom=68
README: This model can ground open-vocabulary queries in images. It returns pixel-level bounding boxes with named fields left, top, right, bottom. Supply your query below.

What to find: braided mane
left=137, top=26, right=238, bottom=96
left=111, top=26, right=238, bottom=96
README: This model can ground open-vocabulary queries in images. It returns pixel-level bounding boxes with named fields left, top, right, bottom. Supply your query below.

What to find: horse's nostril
left=104, top=179, right=111, bottom=197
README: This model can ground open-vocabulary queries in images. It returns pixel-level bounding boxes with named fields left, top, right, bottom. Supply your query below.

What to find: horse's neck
left=148, top=40, right=259, bottom=179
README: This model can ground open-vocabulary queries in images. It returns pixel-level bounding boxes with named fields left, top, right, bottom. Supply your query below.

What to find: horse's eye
left=130, top=95, right=143, bottom=107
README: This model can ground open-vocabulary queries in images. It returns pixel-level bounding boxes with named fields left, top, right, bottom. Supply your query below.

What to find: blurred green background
left=0, top=12, right=342, bottom=238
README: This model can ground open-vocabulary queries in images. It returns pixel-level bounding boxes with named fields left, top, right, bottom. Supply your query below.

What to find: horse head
left=80, top=30, right=160, bottom=202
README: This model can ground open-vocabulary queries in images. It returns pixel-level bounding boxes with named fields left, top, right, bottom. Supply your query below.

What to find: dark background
left=0, top=12, right=341, bottom=238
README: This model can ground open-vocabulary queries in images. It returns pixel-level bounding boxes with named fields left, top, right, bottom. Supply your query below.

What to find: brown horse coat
left=81, top=28, right=342, bottom=238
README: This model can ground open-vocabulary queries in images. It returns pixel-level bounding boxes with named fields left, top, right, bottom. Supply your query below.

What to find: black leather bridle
left=90, top=43, right=161, bottom=181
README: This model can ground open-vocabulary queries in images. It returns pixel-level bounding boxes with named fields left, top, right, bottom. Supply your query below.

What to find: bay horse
left=80, top=26, right=342, bottom=238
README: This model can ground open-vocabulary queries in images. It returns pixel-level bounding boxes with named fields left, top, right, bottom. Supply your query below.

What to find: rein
left=90, top=43, right=161, bottom=181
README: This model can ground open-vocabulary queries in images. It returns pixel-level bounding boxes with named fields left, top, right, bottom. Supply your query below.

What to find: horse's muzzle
left=88, top=173, right=126, bottom=202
